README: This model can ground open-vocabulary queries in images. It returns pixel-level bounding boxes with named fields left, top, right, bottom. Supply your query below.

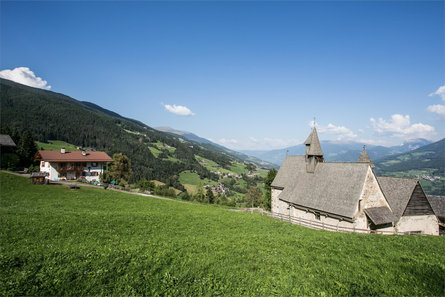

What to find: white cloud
left=0, top=67, right=51, bottom=90
left=162, top=104, right=195, bottom=116
left=370, top=114, right=435, bottom=138
left=212, top=136, right=300, bottom=150
left=217, top=138, right=238, bottom=144
left=357, top=138, right=389, bottom=146
left=427, top=104, right=445, bottom=117
left=429, top=85, right=445, bottom=101
left=427, top=85, right=445, bottom=118
left=308, top=121, right=357, bottom=140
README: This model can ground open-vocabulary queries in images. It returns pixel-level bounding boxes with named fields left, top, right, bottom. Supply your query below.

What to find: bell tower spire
left=304, top=126, right=324, bottom=173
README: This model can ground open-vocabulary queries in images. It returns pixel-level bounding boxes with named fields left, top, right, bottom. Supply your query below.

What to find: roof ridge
left=377, top=175, right=419, bottom=181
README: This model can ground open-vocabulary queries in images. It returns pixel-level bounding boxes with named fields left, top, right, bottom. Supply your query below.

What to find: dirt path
left=3, top=170, right=175, bottom=202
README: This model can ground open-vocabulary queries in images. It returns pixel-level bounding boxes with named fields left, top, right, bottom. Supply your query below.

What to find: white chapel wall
left=396, top=215, right=438, bottom=235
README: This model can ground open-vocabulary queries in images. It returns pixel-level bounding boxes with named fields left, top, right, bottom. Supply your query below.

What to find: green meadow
left=36, top=140, right=79, bottom=151
left=1, top=172, right=444, bottom=296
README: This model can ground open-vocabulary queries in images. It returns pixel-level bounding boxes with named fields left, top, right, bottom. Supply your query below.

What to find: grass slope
left=36, top=140, right=79, bottom=151
left=1, top=172, right=444, bottom=296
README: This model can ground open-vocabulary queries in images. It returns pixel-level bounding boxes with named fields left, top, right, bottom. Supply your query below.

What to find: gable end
left=402, top=183, right=434, bottom=216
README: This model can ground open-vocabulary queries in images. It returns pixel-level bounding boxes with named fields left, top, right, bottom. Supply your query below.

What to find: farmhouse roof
left=364, top=207, right=395, bottom=225
left=272, top=156, right=369, bottom=219
left=35, top=150, right=113, bottom=162
left=304, top=128, right=323, bottom=156
left=0, top=134, right=16, bottom=147
left=376, top=176, right=418, bottom=220
left=427, top=195, right=445, bottom=219
left=357, top=148, right=375, bottom=169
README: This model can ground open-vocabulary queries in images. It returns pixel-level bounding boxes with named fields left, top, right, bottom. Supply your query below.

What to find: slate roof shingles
left=376, top=176, right=418, bottom=221
left=364, top=207, right=395, bottom=225
left=272, top=156, right=369, bottom=219
left=0, top=134, right=16, bottom=147
left=427, top=195, right=445, bottom=219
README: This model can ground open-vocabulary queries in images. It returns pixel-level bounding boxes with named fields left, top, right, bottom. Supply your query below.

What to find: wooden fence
left=238, top=208, right=427, bottom=236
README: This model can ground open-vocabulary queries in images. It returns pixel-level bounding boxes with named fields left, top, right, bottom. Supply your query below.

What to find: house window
left=358, top=200, right=362, bottom=212
left=91, top=162, right=97, bottom=167
left=41, top=161, right=45, bottom=167
left=315, top=213, right=321, bottom=220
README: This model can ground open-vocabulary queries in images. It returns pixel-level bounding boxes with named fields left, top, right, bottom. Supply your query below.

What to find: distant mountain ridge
left=155, top=126, right=278, bottom=169
left=241, top=138, right=432, bottom=165
left=374, top=138, right=445, bottom=195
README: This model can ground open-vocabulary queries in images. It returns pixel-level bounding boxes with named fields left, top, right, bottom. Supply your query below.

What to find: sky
left=1, top=1, right=444, bottom=151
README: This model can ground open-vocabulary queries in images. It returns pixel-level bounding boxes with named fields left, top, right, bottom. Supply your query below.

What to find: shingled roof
left=427, top=195, right=445, bottom=219
left=304, top=127, right=323, bottom=156
left=272, top=156, right=369, bottom=219
left=357, top=148, right=375, bottom=169
left=35, top=150, right=113, bottom=162
left=364, top=207, right=395, bottom=225
left=0, top=134, right=16, bottom=147
left=376, top=176, right=418, bottom=220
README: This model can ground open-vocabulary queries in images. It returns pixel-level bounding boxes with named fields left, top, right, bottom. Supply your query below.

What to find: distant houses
left=35, top=148, right=113, bottom=182
left=271, top=127, right=439, bottom=235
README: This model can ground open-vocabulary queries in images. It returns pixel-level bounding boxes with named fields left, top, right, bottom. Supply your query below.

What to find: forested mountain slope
left=0, top=78, right=260, bottom=191
left=374, top=138, right=445, bottom=195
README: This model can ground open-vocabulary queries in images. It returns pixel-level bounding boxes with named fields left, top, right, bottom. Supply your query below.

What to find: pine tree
left=16, top=130, right=37, bottom=167
left=263, top=169, right=277, bottom=211
left=206, top=188, right=215, bottom=204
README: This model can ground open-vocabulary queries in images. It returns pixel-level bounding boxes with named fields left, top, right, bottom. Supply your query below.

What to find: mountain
left=155, top=126, right=277, bottom=169
left=0, top=78, right=268, bottom=196
left=155, top=127, right=214, bottom=145
left=241, top=139, right=432, bottom=166
left=374, top=138, right=445, bottom=195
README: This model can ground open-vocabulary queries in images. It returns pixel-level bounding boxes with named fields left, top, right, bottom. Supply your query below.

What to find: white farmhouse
left=271, top=127, right=439, bottom=235
left=35, top=148, right=113, bottom=182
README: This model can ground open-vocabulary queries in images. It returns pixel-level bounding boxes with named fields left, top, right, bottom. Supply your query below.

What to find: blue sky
left=1, top=1, right=444, bottom=150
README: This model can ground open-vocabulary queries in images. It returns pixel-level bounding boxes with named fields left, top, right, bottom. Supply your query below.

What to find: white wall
left=271, top=188, right=288, bottom=214
left=41, top=161, right=105, bottom=182
left=354, top=167, right=394, bottom=231
left=396, top=215, right=439, bottom=235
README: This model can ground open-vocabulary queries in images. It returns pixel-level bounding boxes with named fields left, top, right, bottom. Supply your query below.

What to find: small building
left=271, top=127, right=439, bottom=235
left=427, top=195, right=445, bottom=235
left=30, top=172, right=48, bottom=184
left=35, top=148, right=113, bottom=182
left=0, top=134, right=16, bottom=148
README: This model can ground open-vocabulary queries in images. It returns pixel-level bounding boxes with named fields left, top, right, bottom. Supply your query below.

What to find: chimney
left=61, top=147, right=66, bottom=154
left=82, top=150, right=87, bottom=156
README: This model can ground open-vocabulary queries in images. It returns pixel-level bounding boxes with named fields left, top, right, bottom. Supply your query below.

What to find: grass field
left=36, top=140, right=79, bottom=151
left=1, top=172, right=444, bottom=296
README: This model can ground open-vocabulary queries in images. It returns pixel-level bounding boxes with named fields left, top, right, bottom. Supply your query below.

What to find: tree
left=263, top=169, right=277, bottom=211
left=16, top=130, right=37, bottom=168
left=194, top=187, right=205, bottom=202
left=206, top=188, right=215, bottom=204
left=245, top=186, right=262, bottom=208
left=137, top=179, right=155, bottom=191
left=109, top=153, right=132, bottom=183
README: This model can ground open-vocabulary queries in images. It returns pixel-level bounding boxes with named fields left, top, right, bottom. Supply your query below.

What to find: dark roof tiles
left=364, top=207, right=396, bottom=225
left=0, top=134, right=16, bottom=147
